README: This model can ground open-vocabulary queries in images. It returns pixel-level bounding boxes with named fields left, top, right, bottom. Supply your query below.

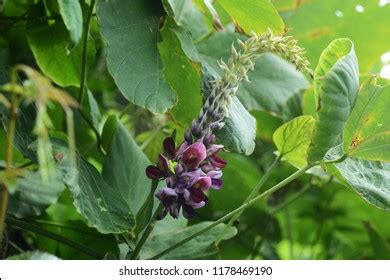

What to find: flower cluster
left=145, top=29, right=312, bottom=220
left=146, top=132, right=226, bottom=219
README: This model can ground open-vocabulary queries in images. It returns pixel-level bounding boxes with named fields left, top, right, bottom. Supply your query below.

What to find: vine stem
left=215, top=154, right=281, bottom=245
left=78, top=0, right=96, bottom=105
left=0, top=67, right=19, bottom=244
left=149, top=164, right=314, bottom=260
left=130, top=202, right=163, bottom=260
left=6, top=217, right=104, bottom=259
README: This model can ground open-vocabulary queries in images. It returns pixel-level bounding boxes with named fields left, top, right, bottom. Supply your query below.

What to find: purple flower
left=145, top=154, right=171, bottom=180
left=146, top=135, right=227, bottom=220
left=181, top=142, right=207, bottom=169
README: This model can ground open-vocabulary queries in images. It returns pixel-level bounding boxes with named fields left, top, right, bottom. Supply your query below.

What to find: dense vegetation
left=0, top=0, right=389, bottom=260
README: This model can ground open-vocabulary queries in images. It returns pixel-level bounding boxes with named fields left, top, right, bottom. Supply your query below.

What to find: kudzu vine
left=0, top=0, right=389, bottom=261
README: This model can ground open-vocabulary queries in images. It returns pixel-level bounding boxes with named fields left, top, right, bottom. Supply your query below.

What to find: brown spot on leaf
left=350, top=136, right=361, bottom=148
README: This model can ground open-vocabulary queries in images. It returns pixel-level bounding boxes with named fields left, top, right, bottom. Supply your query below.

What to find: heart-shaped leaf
left=97, top=0, right=176, bottom=113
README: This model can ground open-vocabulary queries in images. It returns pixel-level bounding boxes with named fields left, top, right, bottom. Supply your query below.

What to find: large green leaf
left=307, top=38, right=359, bottom=163
left=215, top=97, right=256, bottom=155
left=58, top=0, right=83, bottom=45
left=285, top=0, right=390, bottom=73
left=27, top=21, right=95, bottom=87
left=68, top=158, right=135, bottom=234
left=140, top=221, right=237, bottom=259
left=326, top=145, right=390, bottom=211
left=273, top=115, right=315, bottom=168
left=238, top=54, right=309, bottom=117
left=8, top=170, right=65, bottom=218
left=7, top=251, right=60, bottom=260
left=102, top=116, right=152, bottom=233
left=218, top=0, right=284, bottom=34
left=97, top=0, right=176, bottom=113
left=343, top=77, right=390, bottom=162
left=159, top=18, right=202, bottom=126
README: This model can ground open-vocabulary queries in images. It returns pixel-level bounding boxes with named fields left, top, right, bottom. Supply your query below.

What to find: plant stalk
left=78, top=0, right=96, bottom=105
left=130, top=203, right=163, bottom=260
left=0, top=67, right=19, bottom=244
left=149, top=164, right=313, bottom=260
left=216, top=154, right=281, bottom=244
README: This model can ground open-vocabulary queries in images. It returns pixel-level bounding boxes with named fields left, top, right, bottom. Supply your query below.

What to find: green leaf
left=273, top=115, right=315, bottom=168
left=159, top=18, right=202, bottom=126
left=282, top=91, right=303, bottom=122
left=363, top=222, right=390, bottom=259
left=27, top=21, right=95, bottom=87
left=69, top=159, right=135, bottom=234
left=343, top=77, right=390, bottom=162
left=82, top=89, right=101, bottom=131
left=307, top=38, right=359, bottom=163
left=7, top=251, right=60, bottom=260
left=218, top=0, right=285, bottom=34
left=8, top=170, right=65, bottom=218
left=326, top=145, right=390, bottom=211
left=97, top=0, right=176, bottom=113
left=215, top=97, right=256, bottom=155
left=285, top=0, right=390, bottom=73
left=238, top=53, right=309, bottom=117
left=163, top=0, right=213, bottom=41
left=102, top=116, right=152, bottom=233
left=58, top=0, right=83, bottom=45
left=140, top=221, right=237, bottom=259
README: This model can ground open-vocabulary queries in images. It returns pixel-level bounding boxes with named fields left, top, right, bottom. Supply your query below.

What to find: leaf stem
left=130, top=202, right=163, bottom=260
left=215, top=154, right=281, bottom=244
left=78, top=0, right=96, bottom=105
left=6, top=217, right=104, bottom=259
left=149, top=164, right=314, bottom=260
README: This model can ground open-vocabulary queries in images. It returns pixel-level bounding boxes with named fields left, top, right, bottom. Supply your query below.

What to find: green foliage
left=97, top=0, right=176, bottom=113
left=58, top=0, right=83, bottom=46
left=343, top=77, right=390, bottom=162
left=273, top=115, right=315, bottom=168
left=1, top=0, right=389, bottom=261
left=27, top=21, right=95, bottom=87
left=308, top=38, right=359, bottom=163
left=218, top=0, right=285, bottom=34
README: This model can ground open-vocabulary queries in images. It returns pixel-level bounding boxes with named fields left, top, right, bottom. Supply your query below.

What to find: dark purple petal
left=182, top=205, right=196, bottom=219
left=209, top=154, right=227, bottom=169
left=163, top=137, right=176, bottom=158
left=182, top=142, right=207, bottom=169
left=191, top=188, right=207, bottom=203
left=211, top=178, right=223, bottom=190
left=157, top=154, right=171, bottom=176
left=146, top=165, right=164, bottom=179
